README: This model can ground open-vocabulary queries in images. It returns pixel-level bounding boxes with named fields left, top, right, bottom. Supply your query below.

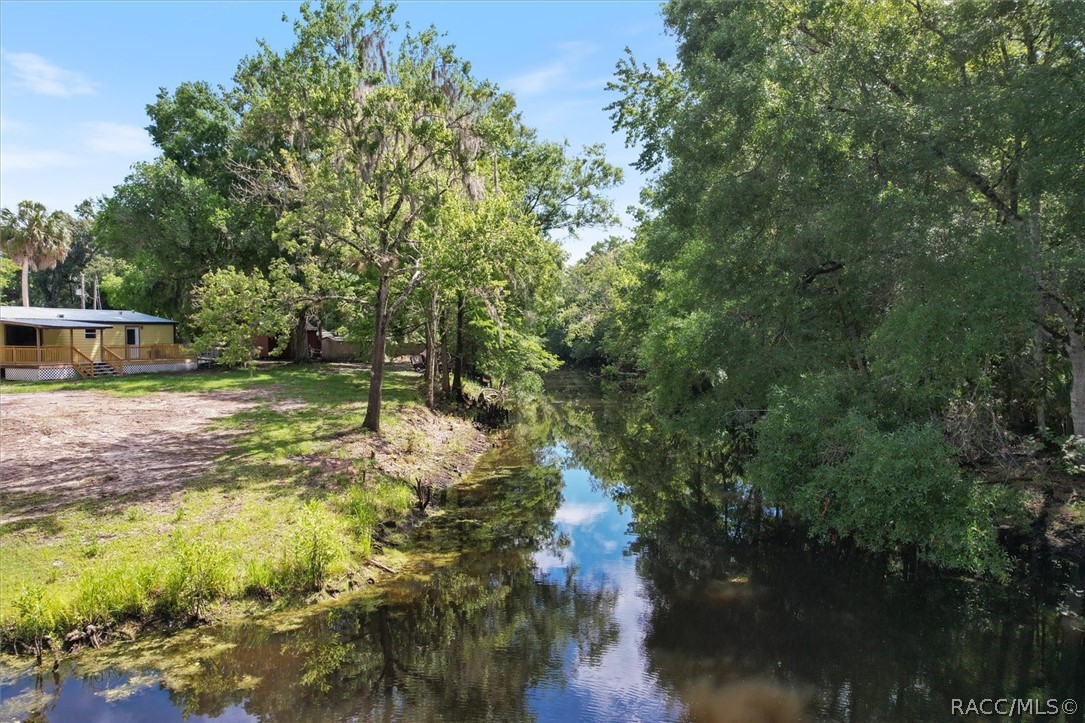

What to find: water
left=3, top=374, right=1083, bottom=721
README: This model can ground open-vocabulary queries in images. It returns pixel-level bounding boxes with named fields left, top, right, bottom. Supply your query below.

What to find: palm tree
left=0, top=200, right=72, bottom=307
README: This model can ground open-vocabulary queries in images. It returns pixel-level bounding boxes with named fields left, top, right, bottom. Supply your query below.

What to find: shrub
left=12, top=585, right=66, bottom=661
left=750, top=374, right=1012, bottom=577
left=278, top=502, right=342, bottom=591
left=157, top=534, right=230, bottom=619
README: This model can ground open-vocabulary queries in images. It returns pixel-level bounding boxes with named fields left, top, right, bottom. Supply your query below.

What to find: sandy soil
left=0, top=389, right=268, bottom=524
left=0, top=377, right=490, bottom=527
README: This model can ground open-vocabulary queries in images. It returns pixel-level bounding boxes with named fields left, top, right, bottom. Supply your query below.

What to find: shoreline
left=0, top=365, right=495, bottom=662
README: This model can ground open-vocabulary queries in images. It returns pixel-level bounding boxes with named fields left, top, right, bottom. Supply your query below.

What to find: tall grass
left=276, top=502, right=344, bottom=592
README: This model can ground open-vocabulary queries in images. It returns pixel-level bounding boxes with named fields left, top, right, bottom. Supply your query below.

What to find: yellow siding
left=0, top=320, right=176, bottom=365
left=140, top=324, right=175, bottom=345
left=41, top=329, right=68, bottom=346
left=103, top=325, right=125, bottom=348
left=71, top=326, right=102, bottom=361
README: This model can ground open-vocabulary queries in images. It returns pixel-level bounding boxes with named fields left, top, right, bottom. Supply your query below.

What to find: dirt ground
left=0, top=389, right=269, bottom=524
left=0, top=374, right=490, bottom=527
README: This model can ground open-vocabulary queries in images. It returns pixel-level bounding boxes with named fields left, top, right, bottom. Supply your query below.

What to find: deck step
left=91, top=361, right=119, bottom=376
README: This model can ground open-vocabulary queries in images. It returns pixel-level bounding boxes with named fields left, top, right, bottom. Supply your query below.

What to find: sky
left=0, top=1, right=675, bottom=262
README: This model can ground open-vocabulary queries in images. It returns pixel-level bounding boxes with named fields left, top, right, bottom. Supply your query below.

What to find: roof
left=0, top=316, right=112, bottom=330
left=0, top=306, right=176, bottom=325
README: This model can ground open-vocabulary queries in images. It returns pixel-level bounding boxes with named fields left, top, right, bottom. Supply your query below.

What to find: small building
left=0, top=306, right=196, bottom=381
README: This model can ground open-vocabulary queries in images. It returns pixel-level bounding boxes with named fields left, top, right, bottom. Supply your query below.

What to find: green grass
left=0, top=364, right=478, bottom=652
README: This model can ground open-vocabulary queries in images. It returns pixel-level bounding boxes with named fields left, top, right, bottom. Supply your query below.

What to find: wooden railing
left=104, top=344, right=190, bottom=361
left=0, top=345, right=73, bottom=364
left=72, top=348, right=95, bottom=378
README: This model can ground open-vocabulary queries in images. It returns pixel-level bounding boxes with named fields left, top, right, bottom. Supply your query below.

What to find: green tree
left=234, top=0, right=499, bottom=432
left=602, top=0, right=1085, bottom=569
left=190, top=263, right=295, bottom=368
left=0, top=200, right=72, bottom=308
left=95, top=81, right=275, bottom=329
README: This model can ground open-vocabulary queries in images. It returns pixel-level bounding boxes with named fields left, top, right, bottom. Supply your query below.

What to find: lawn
left=0, top=364, right=487, bottom=652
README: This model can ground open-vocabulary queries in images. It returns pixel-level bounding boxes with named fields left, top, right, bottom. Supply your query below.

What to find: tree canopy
left=563, top=0, right=1085, bottom=573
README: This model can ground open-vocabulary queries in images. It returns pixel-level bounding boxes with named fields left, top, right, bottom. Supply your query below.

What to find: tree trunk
left=292, top=307, right=310, bottom=363
left=452, top=292, right=465, bottom=397
left=363, top=272, right=391, bottom=433
left=1047, top=295, right=1085, bottom=437
left=439, top=310, right=451, bottom=398
left=21, top=259, right=29, bottom=307
left=424, top=290, right=438, bottom=410
left=1028, top=195, right=1047, bottom=432
left=1068, top=329, right=1085, bottom=437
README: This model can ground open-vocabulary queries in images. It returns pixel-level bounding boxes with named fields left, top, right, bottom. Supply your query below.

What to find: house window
left=84, top=329, right=97, bottom=340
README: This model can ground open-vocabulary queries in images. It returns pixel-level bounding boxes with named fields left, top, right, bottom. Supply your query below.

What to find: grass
left=0, top=364, right=482, bottom=654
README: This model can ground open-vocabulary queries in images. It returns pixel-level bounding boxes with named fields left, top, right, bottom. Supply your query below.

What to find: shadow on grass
left=1, top=364, right=425, bottom=533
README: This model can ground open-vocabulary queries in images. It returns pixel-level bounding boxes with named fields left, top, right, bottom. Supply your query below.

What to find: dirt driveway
left=0, top=389, right=266, bottom=524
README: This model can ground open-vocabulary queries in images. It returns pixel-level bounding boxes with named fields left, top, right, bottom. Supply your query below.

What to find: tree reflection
left=550, top=374, right=1085, bottom=723
left=133, top=405, right=622, bottom=722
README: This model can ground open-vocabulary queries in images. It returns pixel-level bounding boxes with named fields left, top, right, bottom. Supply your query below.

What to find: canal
left=2, top=373, right=1083, bottom=721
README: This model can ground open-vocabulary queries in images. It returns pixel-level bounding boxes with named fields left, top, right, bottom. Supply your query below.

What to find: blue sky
left=0, top=1, right=674, bottom=261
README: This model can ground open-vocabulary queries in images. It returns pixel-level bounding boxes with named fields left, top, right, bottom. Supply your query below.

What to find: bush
left=11, top=585, right=66, bottom=660
left=157, top=534, right=230, bottom=619
left=278, top=501, right=343, bottom=591
left=750, top=374, right=1012, bottom=576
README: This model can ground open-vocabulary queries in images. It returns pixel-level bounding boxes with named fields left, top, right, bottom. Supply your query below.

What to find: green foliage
left=0, top=253, right=20, bottom=305
left=0, top=200, right=73, bottom=306
left=75, top=564, right=157, bottom=623
left=1062, top=436, right=1085, bottom=477
left=580, top=0, right=1085, bottom=570
left=279, top=502, right=344, bottom=592
left=749, top=374, right=1011, bottom=576
left=342, top=485, right=379, bottom=557
left=159, top=534, right=231, bottom=618
left=190, top=262, right=295, bottom=367
left=12, top=584, right=66, bottom=656
left=552, top=237, right=643, bottom=367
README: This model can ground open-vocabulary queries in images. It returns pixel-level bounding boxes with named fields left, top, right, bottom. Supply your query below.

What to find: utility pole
left=93, top=276, right=100, bottom=310
left=80, top=272, right=86, bottom=309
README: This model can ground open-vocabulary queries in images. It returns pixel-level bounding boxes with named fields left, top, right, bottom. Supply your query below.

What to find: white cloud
left=0, top=115, right=26, bottom=133
left=554, top=501, right=610, bottom=527
left=83, top=122, right=154, bottom=156
left=0, top=148, right=79, bottom=172
left=505, top=41, right=596, bottom=97
left=2, top=51, right=96, bottom=97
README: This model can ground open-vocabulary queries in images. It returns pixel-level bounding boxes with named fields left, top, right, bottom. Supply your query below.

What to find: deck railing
left=104, top=344, right=190, bottom=361
left=0, top=345, right=73, bottom=364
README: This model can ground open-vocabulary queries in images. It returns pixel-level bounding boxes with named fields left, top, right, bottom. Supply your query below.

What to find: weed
left=81, top=539, right=100, bottom=559
left=343, top=485, right=378, bottom=557
left=75, top=564, right=156, bottom=624
left=12, top=585, right=64, bottom=663
left=158, top=534, right=230, bottom=619
left=278, top=502, right=342, bottom=591
left=243, top=559, right=276, bottom=598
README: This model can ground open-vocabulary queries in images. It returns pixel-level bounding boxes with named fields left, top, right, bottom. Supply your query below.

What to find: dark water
left=3, top=374, right=1084, bottom=722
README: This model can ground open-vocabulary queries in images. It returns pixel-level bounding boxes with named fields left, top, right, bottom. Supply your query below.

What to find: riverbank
left=0, top=364, right=489, bottom=659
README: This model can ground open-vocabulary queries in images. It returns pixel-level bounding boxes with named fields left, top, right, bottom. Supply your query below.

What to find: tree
left=0, top=201, right=72, bottom=308
left=601, top=0, right=1085, bottom=571
left=95, top=82, right=275, bottom=329
left=190, top=262, right=295, bottom=368
left=234, top=0, right=497, bottom=432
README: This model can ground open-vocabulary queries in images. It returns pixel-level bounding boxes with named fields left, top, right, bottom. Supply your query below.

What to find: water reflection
left=2, top=372, right=1083, bottom=722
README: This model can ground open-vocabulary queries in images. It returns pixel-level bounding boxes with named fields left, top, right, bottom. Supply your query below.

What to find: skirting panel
left=2, top=367, right=79, bottom=381
left=123, top=361, right=196, bottom=375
